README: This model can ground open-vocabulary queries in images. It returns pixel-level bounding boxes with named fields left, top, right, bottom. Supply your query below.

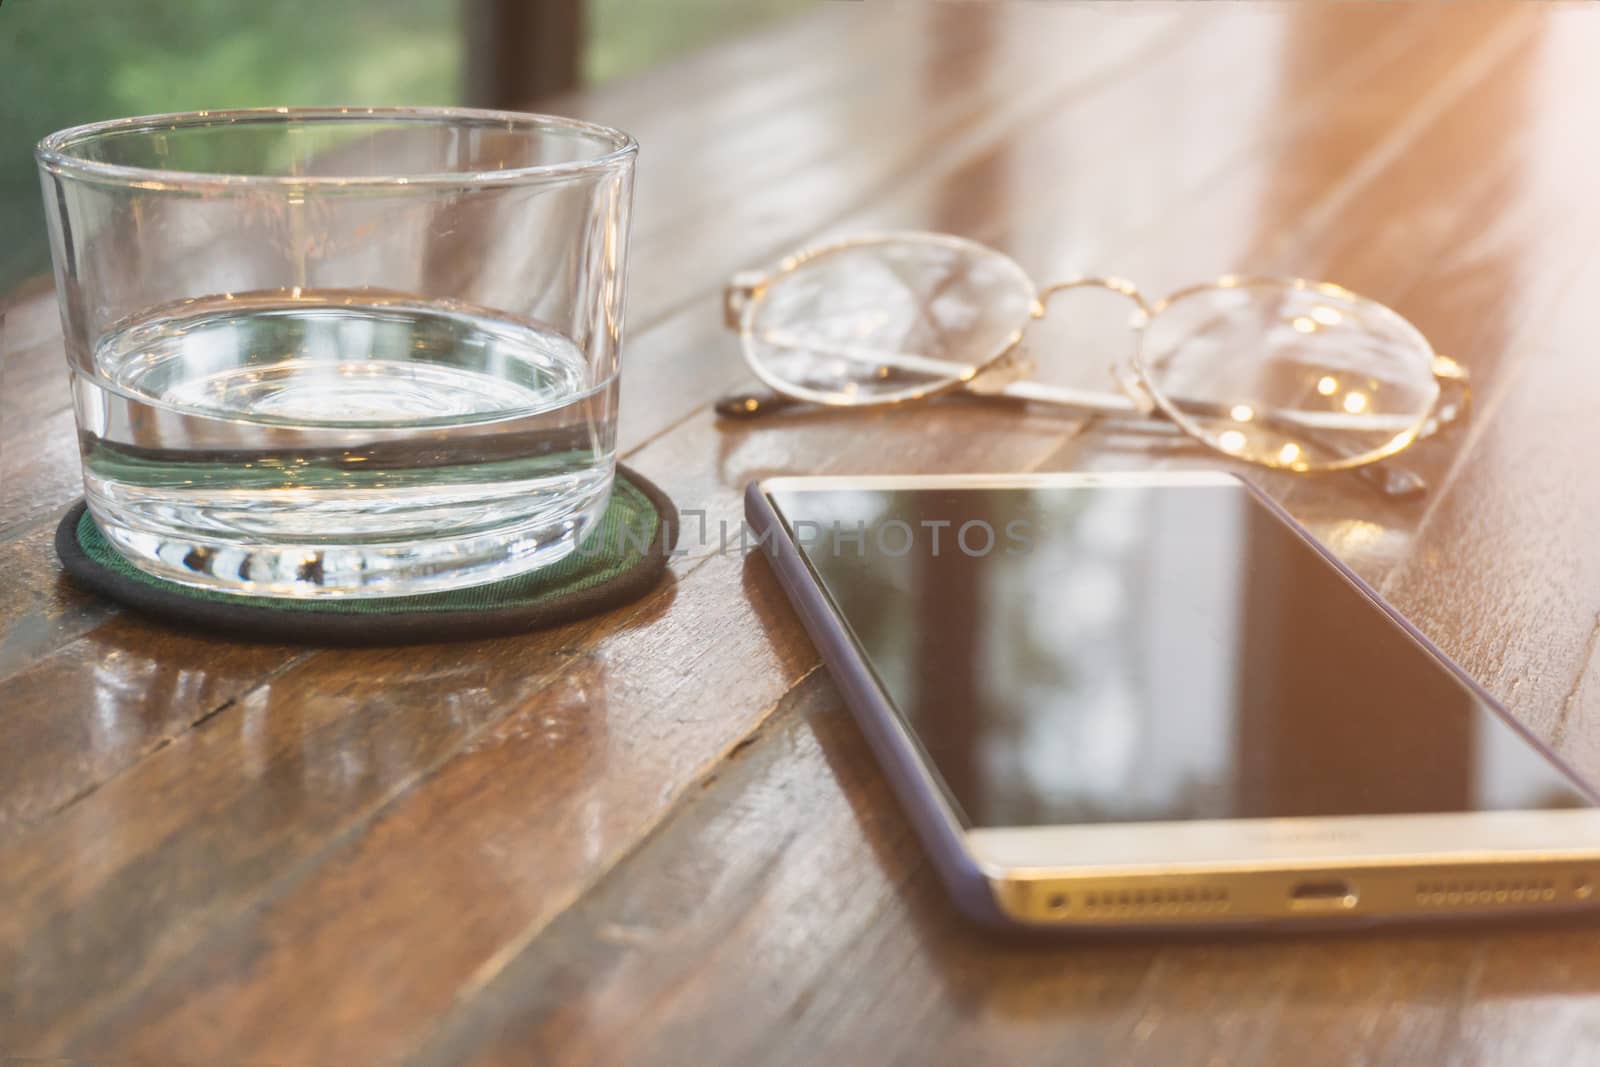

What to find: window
left=0, top=0, right=810, bottom=290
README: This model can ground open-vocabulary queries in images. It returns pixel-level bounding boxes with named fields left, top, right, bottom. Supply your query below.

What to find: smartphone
left=746, top=471, right=1600, bottom=929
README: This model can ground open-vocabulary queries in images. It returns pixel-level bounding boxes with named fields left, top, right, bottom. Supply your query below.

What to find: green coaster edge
left=55, top=463, right=678, bottom=646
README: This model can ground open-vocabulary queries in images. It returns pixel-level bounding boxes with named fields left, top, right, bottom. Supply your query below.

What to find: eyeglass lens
left=742, top=237, right=1036, bottom=404
left=1139, top=282, right=1439, bottom=469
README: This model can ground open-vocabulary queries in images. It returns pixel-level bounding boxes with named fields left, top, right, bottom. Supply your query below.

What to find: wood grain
left=6, top=3, right=1600, bottom=1064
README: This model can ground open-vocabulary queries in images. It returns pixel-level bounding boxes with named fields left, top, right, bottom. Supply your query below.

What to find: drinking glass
left=36, top=107, right=636, bottom=598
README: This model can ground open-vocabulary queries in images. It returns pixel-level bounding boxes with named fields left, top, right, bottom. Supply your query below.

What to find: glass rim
left=34, top=106, right=638, bottom=191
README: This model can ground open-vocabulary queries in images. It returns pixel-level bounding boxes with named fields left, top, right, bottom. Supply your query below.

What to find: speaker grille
left=1077, top=886, right=1230, bottom=916
left=1415, top=877, right=1557, bottom=908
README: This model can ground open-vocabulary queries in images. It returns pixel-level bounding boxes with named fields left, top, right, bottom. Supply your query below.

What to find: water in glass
left=77, top=290, right=616, bottom=596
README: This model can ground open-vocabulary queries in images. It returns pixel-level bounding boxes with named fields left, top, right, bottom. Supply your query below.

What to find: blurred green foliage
left=1, top=0, right=809, bottom=292
left=0, top=0, right=457, bottom=291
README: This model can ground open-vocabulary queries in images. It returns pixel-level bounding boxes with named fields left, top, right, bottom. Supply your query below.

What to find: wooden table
left=6, top=3, right=1600, bottom=1062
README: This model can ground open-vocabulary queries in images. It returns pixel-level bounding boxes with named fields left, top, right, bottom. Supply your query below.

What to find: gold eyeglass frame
left=719, top=231, right=1469, bottom=484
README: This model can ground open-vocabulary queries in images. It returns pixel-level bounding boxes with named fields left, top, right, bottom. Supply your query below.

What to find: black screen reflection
left=773, top=484, right=1590, bottom=828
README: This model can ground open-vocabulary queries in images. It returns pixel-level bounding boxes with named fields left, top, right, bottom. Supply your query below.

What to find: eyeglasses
left=717, top=231, right=1468, bottom=493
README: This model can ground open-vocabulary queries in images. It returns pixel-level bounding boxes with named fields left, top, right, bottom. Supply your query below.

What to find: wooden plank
left=0, top=407, right=78, bottom=543
left=0, top=6, right=1235, bottom=895
left=431, top=264, right=1600, bottom=1067
left=1056, top=8, right=1600, bottom=766
left=118, top=6, right=1600, bottom=1062
left=0, top=524, right=114, bottom=682
left=0, top=4, right=1219, bottom=1053
left=0, top=3, right=1209, bottom=849
left=0, top=623, right=305, bottom=835
left=8, top=4, right=1600, bottom=1065
left=407, top=658, right=1600, bottom=1067
left=13, top=6, right=1519, bottom=1063
left=0, top=0, right=1218, bottom=835
left=395, top=10, right=1600, bottom=1065
left=22, top=355, right=1080, bottom=1063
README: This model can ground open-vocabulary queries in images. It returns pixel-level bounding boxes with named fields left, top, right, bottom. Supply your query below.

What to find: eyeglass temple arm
left=717, top=328, right=1437, bottom=435
left=714, top=380, right=1427, bottom=497
left=719, top=272, right=1447, bottom=497
left=716, top=346, right=1443, bottom=444
left=727, top=272, right=1469, bottom=411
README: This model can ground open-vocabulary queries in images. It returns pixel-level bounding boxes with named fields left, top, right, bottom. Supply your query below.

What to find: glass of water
left=36, top=107, right=635, bottom=598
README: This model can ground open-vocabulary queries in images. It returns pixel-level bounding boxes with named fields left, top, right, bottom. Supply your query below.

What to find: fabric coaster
left=54, top=464, right=677, bottom=646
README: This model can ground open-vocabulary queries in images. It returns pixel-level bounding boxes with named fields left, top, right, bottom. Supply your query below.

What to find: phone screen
left=768, top=481, right=1592, bottom=828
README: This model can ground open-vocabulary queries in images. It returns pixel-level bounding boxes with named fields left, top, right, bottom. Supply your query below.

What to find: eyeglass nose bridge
left=1032, top=275, right=1159, bottom=416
